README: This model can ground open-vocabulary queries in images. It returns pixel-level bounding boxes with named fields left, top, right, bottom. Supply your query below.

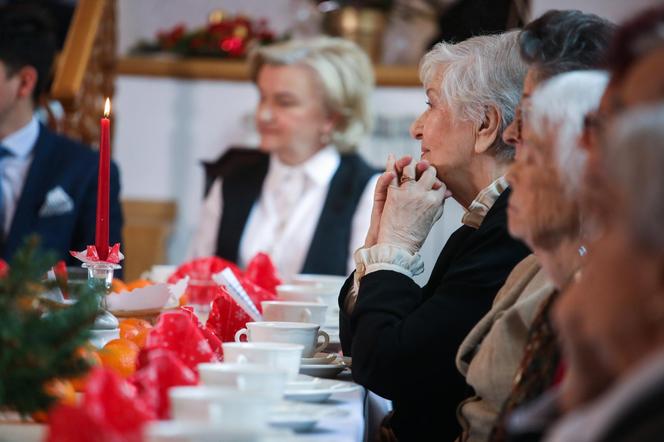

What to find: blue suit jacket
left=2, top=125, right=123, bottom=266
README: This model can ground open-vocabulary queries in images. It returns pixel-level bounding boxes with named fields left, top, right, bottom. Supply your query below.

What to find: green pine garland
left=0, top=236, right=103, bottom=417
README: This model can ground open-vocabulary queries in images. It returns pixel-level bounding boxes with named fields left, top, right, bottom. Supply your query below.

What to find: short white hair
left=605, top=104, right=664, bottom=251
left=249, top=37, right=374, bottom=152
left=419, top=31, right=527, bottom=161
left=528, top=70, right=609, bottom=195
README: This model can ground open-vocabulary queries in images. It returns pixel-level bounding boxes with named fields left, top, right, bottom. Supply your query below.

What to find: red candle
left=96, top=98, right=111, bottom=261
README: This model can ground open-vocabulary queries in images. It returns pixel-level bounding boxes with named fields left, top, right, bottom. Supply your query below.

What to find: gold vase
left=323, top=7, right=387, bottom=63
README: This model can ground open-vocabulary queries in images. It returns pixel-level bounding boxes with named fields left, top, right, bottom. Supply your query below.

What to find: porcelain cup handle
left=299, top=308, right=312, bottom=323
left=314, top=330, right=330, bottom=353
left=234, top=328, right=249, bottom=342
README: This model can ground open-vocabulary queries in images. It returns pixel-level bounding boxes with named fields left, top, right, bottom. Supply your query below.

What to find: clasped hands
left=364, top=154, right=451, bottom=255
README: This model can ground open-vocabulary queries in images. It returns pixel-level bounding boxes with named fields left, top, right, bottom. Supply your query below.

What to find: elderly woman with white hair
left=547, top=105, right=664, bottom=442
left=191, top=37, right=378, bottom=279
left=339, top=32, right=531, bottom=441
left=454, top=12, right=614, bottom=441
left=479, top=70, right=609, bottom=442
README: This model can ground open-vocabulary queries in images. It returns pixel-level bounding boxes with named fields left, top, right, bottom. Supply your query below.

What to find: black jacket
left=339, top=189, right=530, bottom=441
left=2, top=125, right=123, bottom=266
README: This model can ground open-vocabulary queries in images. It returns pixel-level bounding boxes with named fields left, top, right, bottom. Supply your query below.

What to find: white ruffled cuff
left=354, top=244, right=424, bottom=280
left=343, top=245, right=424, bottom=314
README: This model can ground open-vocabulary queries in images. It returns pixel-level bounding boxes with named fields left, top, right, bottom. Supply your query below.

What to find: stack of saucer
left=299, top=352, right=348, bottom=379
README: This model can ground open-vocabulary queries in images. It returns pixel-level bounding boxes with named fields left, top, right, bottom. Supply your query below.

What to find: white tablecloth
left=288, top=375, right=392, bottom=442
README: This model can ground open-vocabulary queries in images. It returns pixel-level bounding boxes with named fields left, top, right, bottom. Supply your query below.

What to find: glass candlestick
left=186, top=278, right=217, bottom=324
left=83, top=262, right=121, bottom=346
left=83, top=262, right=121, bottom=292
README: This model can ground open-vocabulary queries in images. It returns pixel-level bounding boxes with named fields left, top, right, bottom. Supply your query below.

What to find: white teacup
left=198, top=362, right=287, bottom=399
left=221, top=342, right=303, bottom=380
left=276, top=283, right=340, bottom=307
left=235, top=321, right=329, bottom=358
left=261, top=300, right=328, bottom=327
left=169, top=386, right=270, bottom=429
left=290, top=274, right=346, bottom=292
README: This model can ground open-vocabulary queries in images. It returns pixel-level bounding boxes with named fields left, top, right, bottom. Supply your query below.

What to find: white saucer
left=269, top=412, right=318, bottom=432
left=301, top=353, right=337, bottom=365
left=284, top=377, right=360, bottom=402
left=299, top=363, right=347, bottom=379
left=268, top=401, right=350, bottom=432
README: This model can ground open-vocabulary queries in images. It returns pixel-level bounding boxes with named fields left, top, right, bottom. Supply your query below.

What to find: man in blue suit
left=0, top=4, right=122, bottom=265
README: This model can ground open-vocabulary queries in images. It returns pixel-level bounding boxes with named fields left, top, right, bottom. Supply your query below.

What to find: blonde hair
left=249, top=37, right=374, bottom=152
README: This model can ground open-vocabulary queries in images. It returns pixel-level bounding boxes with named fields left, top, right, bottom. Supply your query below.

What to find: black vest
left=203, top=148, right=376, bottom=276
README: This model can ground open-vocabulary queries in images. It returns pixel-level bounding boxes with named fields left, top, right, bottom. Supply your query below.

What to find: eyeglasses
left=514, top=104, right=523, bottom=139
left=514, top=97, right=532, bottom=141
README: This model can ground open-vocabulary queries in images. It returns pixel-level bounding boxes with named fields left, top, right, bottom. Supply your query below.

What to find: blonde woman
left=192, top=37, right=379, bottom=279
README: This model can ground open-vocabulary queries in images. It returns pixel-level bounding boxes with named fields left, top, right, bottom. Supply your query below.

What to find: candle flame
left=104, top=98, right=111, bottom=117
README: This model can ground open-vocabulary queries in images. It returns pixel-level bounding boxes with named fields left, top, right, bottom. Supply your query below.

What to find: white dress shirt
left=190, top=146, right=378, bottom=280
left=0, top=117, right=39, bottom=234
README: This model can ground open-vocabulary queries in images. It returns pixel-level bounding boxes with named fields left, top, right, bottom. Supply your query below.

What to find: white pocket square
left=39, top=186, right=74, bottom=217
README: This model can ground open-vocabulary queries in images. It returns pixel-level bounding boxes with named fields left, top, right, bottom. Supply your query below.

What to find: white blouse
left=190, top=146, right=379, bottom=280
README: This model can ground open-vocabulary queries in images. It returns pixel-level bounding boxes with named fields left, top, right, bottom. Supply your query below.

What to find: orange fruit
left=119, top=318, right=153, bottom=348
left=32, top=379, right=77, bottom=422
left=99, top=338, right=140, bottom=378
left=70, top=347, right=102, bottom=392
left=125, top=279, right=153, bottom=291
left=111, top=278, right=128, bottom=293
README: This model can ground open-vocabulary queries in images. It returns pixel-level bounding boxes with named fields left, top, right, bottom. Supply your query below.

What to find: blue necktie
left=0, top=145, right=13, bottom=245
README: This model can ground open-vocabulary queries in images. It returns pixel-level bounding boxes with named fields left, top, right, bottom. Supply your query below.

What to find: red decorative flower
left=69, top=243, right=123, bottom=265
